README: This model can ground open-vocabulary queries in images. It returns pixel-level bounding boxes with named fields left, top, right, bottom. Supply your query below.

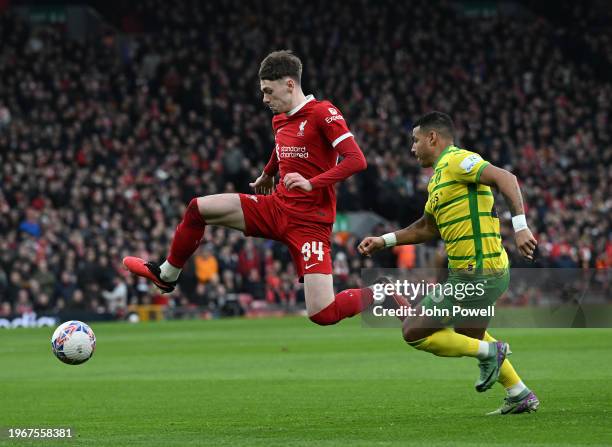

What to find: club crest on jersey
left=297, top=120, right=307, bottom=136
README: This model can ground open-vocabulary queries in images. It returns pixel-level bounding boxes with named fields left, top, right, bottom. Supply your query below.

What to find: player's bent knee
left=188, top=197, right=200, bottom=212
left=309, top=316, right=338, bottom=326
left=308, top=313, right=339, bottom=326
left=402, top=323, right=417, bottom=343
left=195, top=195, right=212, bottom=216
left=182, top=197, right=206, bottom=227
left=308, top=302, right=340, bottom=326
left=402, top=320, right=427, bottom=344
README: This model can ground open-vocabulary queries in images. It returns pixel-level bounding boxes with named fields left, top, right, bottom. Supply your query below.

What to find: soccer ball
left=51, top=320, right=96, bottom=365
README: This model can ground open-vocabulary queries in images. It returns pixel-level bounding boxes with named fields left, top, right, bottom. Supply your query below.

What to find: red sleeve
left=309, top=137, right=367, bottom=189
left=264, top=116, right=280, bottom=176
left=317, top=102, right=353, bottom=146
left=263, top=146, right=278, bottom=176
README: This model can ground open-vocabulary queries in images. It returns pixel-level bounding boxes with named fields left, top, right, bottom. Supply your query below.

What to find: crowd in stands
left=0, top=0, right=610, bottom=317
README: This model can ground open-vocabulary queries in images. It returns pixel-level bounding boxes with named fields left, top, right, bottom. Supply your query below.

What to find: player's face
left=260, top=78, right=293, bottom=114
left=411, top=126, right=435, bottom=167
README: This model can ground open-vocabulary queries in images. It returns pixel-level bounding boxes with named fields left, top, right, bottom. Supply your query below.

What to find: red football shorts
left=239, top=193, right=333, bottom=281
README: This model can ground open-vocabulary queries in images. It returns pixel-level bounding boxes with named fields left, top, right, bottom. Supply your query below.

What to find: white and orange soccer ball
left=51, top=320, right=96, bottom=365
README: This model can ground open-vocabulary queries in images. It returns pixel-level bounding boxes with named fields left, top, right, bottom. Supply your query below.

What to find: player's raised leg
left=304, top=274, right=369, bottom=325
left=303, top=274, right=410, bottom=325
left=286, top=221, right=407, bottom=326
left=123, top=194, right=244, bottom=293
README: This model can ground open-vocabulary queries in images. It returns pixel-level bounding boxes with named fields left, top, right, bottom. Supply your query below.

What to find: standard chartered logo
left=280, top=146, right=309, bottom=158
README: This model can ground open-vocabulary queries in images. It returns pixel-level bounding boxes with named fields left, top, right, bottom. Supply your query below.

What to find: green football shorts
left=417, top=269, right=510, bottom=327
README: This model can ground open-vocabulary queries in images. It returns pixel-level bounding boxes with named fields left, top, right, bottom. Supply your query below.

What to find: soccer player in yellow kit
left=359, top=112, right=540, bottom=415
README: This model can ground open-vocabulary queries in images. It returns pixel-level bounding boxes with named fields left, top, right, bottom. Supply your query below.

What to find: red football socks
left=167, top=198, right=207, bottom=268
left=309, top=288, right=374, bottom=325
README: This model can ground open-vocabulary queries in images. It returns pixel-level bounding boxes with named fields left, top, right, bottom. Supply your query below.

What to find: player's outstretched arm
left=478, top=164, right=537, bottom=260
left=358, top=213, right=439, bottom=257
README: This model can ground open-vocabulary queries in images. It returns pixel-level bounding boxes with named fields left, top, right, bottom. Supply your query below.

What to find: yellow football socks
left=407, top=328, right=483, bottom=357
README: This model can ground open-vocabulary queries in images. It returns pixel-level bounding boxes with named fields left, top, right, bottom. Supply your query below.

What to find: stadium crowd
left=0, top=0, right=610, bottom=317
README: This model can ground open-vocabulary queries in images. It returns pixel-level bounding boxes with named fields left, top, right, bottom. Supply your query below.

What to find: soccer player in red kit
left=123, top=50, right=394, bottom=325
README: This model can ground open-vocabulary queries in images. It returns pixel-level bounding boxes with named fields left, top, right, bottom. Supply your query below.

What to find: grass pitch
left=1, top=317, right=611, bottom=446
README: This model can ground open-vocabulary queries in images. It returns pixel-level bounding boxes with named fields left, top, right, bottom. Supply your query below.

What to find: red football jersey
left=264, top=95, right=357, bottom=224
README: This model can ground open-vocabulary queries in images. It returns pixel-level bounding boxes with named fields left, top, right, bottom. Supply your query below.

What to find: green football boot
left=475, top=341, right=511, bottom=392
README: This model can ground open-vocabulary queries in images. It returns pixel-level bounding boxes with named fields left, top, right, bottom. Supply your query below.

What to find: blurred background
left=0, top=0, right=610, bottom=325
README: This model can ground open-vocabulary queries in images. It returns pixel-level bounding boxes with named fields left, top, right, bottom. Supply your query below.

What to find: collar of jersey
left=286, top=94, right=315, bottom=116
left=433, top=145, right=455, bottom=169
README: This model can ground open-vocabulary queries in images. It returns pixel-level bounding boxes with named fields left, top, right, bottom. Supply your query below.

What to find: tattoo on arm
left=502, top=181, right=524, bottom=216
left=479, top=165, right=526, bottom=217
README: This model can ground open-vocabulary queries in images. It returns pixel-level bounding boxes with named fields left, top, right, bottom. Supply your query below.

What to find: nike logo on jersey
left=305, top=263, right=319, bottom=270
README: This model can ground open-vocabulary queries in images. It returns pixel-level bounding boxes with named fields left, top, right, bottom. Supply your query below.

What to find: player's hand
left=283, top=172, right=312, bottom=192
left=249, top=173, right=274, bottom=195
left=358, top=236, right=385, bottom=257
left=515, top=228, right=537, bottom=260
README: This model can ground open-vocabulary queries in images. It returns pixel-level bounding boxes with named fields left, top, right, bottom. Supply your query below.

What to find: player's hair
left=414, top=111, right=455, bottom=140
left=258, top=50, right=302, bottom=84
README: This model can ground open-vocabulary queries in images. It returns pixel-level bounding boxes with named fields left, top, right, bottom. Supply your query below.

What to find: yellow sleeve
left=424, top=194, right=433, bottom=216
left=447, top=150, right=490, bottom=184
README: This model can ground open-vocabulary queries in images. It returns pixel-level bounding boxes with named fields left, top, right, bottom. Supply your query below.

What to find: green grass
left=1, top=318, right=611, bottom=446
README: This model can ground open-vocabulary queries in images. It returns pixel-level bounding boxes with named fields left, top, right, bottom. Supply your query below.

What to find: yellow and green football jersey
left=424, top=145, right=509, bottom=271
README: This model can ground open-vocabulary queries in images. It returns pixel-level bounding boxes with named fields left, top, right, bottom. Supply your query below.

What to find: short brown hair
left=258, top=50, right=302, bottom=83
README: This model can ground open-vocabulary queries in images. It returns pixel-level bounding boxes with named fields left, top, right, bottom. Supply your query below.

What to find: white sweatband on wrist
left=512, top=214, right=528, bottom=233
left=381, top=232, right=397, bottom=247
